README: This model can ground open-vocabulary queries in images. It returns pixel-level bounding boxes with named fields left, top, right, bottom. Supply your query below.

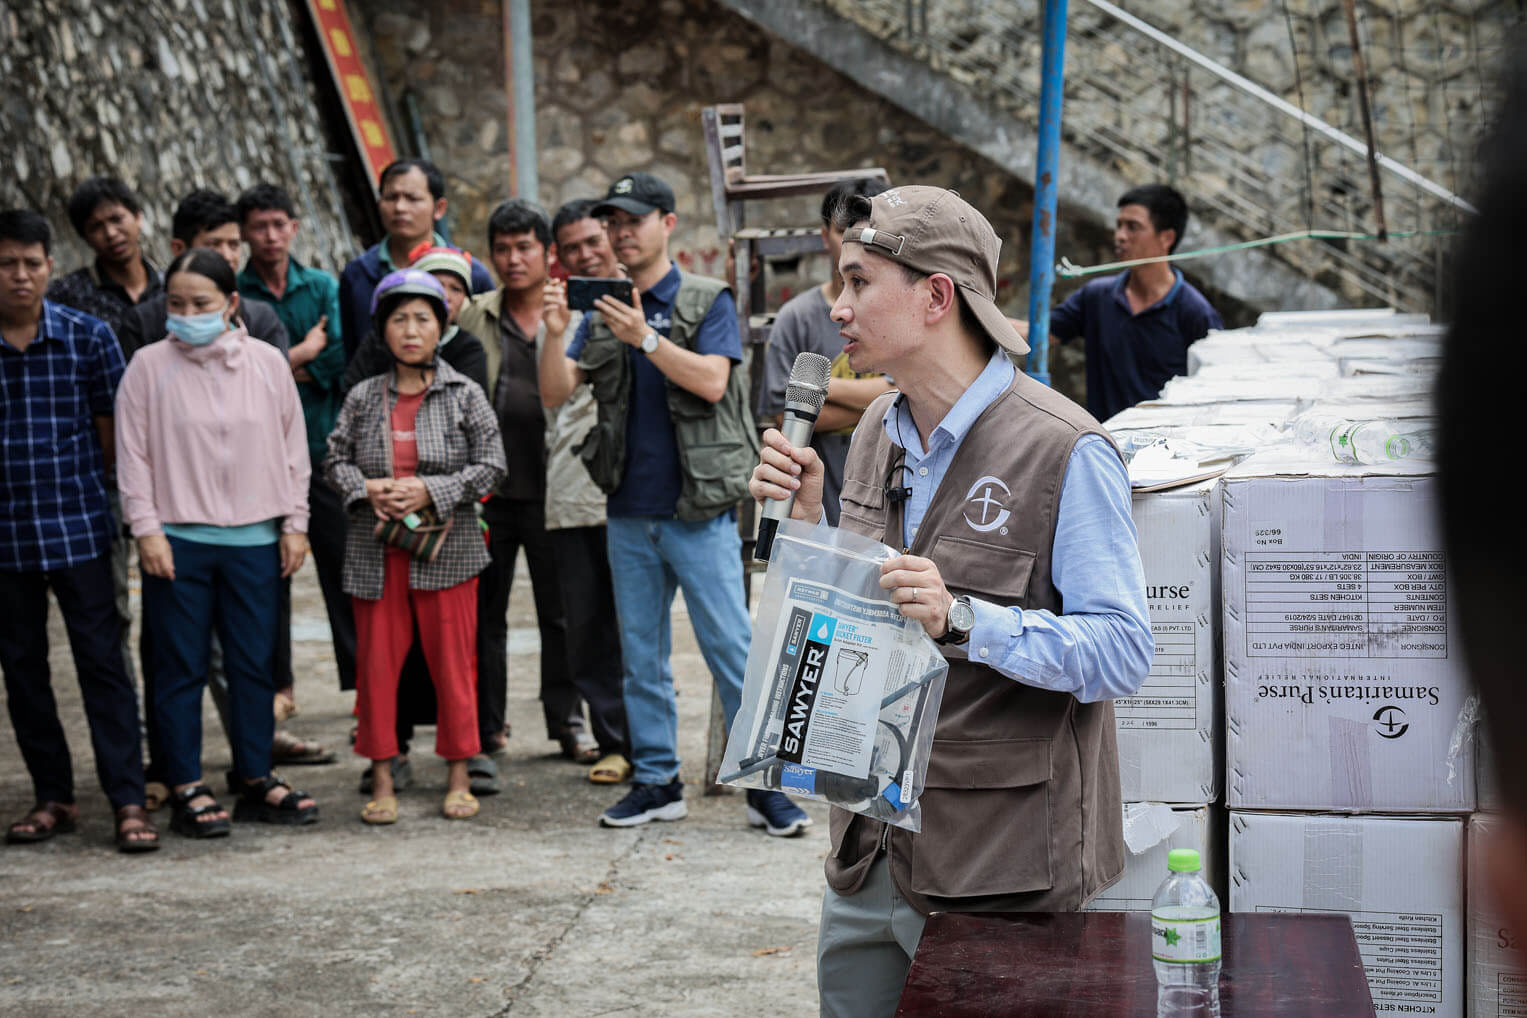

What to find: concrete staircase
left=716, top=0, right=1499, bottom=315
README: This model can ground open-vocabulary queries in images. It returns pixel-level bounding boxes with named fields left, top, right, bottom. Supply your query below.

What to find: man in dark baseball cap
left=749, top=183, right=1150, bottom=1017
left=592, top=173, right=676, bottom=218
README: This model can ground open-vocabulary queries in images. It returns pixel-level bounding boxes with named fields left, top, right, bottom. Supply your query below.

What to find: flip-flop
left=466, top=755, right=503, bottom=796
left=361, top=796, right=398, bottom=825
left=272, top=730, right=337, bottom=765
left=559, top=728, right=601, bottom=765
left=6, top=802, right=78, bottom=844
left=588, top=753, right=633, bottom=785
left=442, top=789, right=479, bottom=820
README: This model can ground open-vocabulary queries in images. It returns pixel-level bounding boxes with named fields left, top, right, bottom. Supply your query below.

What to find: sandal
left=588, top=753, right=633, bottom=785
left=234, top=775, right=319, bottom=826
left=360, top=795, right=398, bottom=825
left=358, top=756, right=412, bottom=795
left=272, top=730, right=337, bottom=765
left=558, top=727, right=601, bottom=765
left=442, top=789, right=479, bottom=820
left=169, top=784, right=231, bottom=839
left=466, top=755, right=503, bottom=796
left=6, top=802, right=78, bottom=844
left=144, top=781, right=171, bottom=812
left=115, top=805, right=160, bottom=853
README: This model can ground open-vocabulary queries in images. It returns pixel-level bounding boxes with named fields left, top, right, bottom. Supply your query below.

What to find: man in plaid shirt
left=0, top=209, right=154, bottom=851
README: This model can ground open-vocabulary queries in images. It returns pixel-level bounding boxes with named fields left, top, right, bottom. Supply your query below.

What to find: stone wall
left=0, top=0, right=353, bottom=275
left=360, top=0, right=1256, bottom=404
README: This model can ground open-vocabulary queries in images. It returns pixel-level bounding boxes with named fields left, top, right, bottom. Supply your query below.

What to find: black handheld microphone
left=755, top=351, right=831, bottom=562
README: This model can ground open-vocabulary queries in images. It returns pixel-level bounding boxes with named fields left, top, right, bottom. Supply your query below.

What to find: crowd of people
left=0, top=159, right=835, bottom=850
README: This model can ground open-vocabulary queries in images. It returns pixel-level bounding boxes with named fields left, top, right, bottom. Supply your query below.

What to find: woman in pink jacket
left=115, top=249, right=319, bottom=839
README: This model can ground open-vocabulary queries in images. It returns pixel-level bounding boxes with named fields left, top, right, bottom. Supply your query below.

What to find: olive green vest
left=575, top=271, right=759, bottom=521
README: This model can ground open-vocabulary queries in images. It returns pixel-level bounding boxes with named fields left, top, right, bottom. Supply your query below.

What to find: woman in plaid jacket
left=324, top=270, right=505, bottom=824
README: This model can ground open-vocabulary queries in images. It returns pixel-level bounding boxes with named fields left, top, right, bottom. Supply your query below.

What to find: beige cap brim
left=960, top=285, right=1030, bottom=357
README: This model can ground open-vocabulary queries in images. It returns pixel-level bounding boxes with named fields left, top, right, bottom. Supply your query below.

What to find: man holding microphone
left=749, top=186, right=1153, bottom=1017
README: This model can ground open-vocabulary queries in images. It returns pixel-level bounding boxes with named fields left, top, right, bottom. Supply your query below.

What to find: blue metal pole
left=1025, top=0, right=1068, bottom=386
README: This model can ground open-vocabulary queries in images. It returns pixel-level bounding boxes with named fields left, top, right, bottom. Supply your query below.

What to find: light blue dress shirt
left=883, top=351, right=1153, bottom=703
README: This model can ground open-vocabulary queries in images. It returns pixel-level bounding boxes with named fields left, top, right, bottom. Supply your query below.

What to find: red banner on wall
left=306, top=0, right=396, bottom=194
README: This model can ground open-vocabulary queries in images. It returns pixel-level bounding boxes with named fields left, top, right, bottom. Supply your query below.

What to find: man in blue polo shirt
left=538, top=173, right=810, bottom=837
left=1034, top=184, right=1222, bottom=422
left=337, top=158, right=494, bottom=364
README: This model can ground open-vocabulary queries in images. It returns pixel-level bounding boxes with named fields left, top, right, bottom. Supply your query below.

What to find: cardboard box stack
left=1095, top=309, right=1488, bottom=1017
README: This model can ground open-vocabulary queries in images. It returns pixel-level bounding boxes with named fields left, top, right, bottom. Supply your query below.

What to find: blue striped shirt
left=0, top=301, right=125, bottom=572
left=884, top=351, right=1153, bottom=703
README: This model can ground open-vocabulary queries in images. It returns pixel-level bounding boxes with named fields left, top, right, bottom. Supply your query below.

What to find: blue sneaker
left=599, top=780, right=687, bottom=827
left=745, top=789, right=812, bottom=837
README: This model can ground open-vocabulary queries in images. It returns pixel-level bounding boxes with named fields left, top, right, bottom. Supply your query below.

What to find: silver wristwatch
left=936, top=595, right=975, bottom=646
left=639, top=330, right=660, bottom=354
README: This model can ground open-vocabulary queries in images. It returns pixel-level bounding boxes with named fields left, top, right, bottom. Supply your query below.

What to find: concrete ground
left=0, top=554, right=830, bottom=1017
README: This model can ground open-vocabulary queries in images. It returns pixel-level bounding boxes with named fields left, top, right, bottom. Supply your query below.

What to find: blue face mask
left=167, top=310, right=229, bottom=347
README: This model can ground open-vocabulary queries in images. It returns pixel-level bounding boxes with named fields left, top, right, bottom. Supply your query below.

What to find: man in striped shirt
left=0, top=208, right=154, bottom=852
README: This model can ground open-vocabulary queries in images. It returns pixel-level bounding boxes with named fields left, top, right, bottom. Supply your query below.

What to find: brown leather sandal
left=115, top=805, right=160, bottom=854
left=6, top=802, right=78, bottom=844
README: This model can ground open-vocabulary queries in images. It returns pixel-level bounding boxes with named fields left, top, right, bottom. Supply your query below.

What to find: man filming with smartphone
left=539, top=172, right=811, bottom=836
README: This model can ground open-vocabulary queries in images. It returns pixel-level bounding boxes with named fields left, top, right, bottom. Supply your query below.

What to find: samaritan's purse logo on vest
left=963, top=475, right=1012, bottom=533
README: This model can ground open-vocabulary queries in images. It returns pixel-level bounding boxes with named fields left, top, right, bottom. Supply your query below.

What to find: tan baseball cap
left=840, top=185, right=1029, bottom=356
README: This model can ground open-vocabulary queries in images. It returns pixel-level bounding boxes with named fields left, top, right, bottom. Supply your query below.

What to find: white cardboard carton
left=1468, top=814, right=1526, bottom=1018
left=1119, top=479, right=1221, bottom=803
left=1086, top=805, right=1220, bottom=911
left=1222, top=451, right=1474, bottom=812
left=1230, top=811, right=1464, bottom=1018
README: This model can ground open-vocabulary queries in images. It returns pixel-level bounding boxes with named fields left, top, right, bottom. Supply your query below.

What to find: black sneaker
left=745, top=789, right=812, bottom=837
left=599, top=780, right=687, bottom=827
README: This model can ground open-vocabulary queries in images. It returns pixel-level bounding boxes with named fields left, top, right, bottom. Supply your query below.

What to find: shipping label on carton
left=1117, top=480, right=1220, bottom=803
left=1230, top=811, right=1465, bottom=1018
left=1223, top=471, right=1474, bottom=812
left=1468, top=814, right=1526, bottom=1018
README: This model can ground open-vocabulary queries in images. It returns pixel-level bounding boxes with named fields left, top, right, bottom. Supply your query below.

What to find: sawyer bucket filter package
left=720, top=519, right=947, bottom=832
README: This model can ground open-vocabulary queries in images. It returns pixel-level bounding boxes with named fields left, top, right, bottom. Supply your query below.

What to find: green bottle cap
left=1168, top=848, right=1201, bottom=873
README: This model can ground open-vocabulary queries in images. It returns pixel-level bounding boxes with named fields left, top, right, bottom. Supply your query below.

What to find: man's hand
left=880, top=555, right=956, bottom=638
left=748, top=427, right=825, bottom=524
left=289, top=314, right=329, bottom=370
left=543, top=278, right=570, bottom=339
left=365, top=477, right=397, bottom=520
left=138, top=534, right=175, bottom=580
left=279, top=533, right=309, bottom=578
left=385, top=476, right=433, bottom=517
left=593, top=287, right=648, bottom=348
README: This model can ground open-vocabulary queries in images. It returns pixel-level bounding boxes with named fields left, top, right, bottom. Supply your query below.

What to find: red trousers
left=352, top=548, right=481, bottom=761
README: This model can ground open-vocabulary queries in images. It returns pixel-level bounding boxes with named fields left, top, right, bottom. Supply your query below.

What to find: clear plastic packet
left=719, top=518, right=948, bottom=832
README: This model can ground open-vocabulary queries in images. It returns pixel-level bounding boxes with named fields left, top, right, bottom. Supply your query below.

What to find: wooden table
left=895, top=911, right=1374, bottom=1017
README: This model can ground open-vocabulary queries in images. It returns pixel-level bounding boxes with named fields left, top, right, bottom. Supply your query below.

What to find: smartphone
left=567, top=276, right=634, bottom=312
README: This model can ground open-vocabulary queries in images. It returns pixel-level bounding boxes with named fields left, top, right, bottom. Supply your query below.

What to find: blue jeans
left=606, top=514, right=749, bottom=786
left=141, top=537, right=279, bottom=787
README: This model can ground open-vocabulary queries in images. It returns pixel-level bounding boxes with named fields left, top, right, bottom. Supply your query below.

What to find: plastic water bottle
left=1151, top=848, right=1221, bottom=1017
left=1292, top=414, right=1434, bottom=465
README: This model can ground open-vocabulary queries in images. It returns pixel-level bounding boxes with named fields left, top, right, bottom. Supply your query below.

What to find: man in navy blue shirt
left=0, top=209, right=155, bottom=852
left=1032, top=184, right=1222, bottom=422
left=539, top=173, right=810, bottom=837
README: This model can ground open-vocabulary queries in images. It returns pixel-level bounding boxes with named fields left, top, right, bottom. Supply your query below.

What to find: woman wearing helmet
left=325, top=269, right=506, bottom=823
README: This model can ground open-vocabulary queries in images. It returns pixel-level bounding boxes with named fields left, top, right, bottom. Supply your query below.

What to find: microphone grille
left=785, top=352, right=831, bottom=413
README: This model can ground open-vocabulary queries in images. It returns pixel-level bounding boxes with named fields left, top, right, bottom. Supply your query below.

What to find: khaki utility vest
left=828, top=370, right=1127, bottom=915
left=576, top=272, right=758, bottom=521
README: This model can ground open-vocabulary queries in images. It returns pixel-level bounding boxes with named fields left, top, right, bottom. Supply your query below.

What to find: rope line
left=1056, top=229, right=1461, bottom=279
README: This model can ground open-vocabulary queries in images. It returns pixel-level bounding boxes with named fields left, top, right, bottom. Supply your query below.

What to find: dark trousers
left=307, top=476, right=358, bottom=691
left=0, top=553, right=146, bottom=809
left=550, top=524, right=628, bottom=756
left=142, top=538, right=279, bottom=786
left=478, top=497, right=581, bottom=746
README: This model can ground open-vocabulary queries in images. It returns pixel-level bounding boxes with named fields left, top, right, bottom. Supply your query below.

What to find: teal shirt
left=238, top=257, right=345, bottom=467
left=163, top=520, right=280, bottom=547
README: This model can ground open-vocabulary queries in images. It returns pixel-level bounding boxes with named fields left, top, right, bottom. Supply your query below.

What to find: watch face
left=949, top=598, right=976, bottom=633
left=641, top=331, right=659, bottom=353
